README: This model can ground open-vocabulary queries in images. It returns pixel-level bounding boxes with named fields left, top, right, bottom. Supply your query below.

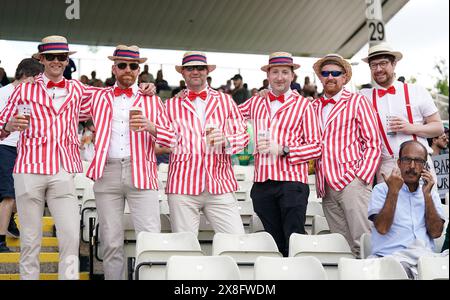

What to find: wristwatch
left=2, top=122, right=10, bottom=133
left=282, top=146, right=290, bottom=156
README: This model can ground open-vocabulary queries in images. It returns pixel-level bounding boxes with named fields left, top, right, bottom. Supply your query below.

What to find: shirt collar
left=401, top=182, right=422, bottom=194
left=373, top=80, right=402, bottom=91
left=42, top=74, right=65, bottom=87
left=324, top=89, right=343, bottom=102
left=269, top=89, right=292, bottom=100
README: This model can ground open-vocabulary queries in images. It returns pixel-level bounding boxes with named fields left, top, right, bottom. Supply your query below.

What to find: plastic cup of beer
left=257, top=129, right=270, bottom=154
left=129, top=106, right=143, bottom=131
left=17, top=104, right=31, bottom=130
left=205, top=124, right=218, bottom=146
left=386, top=115, right=396, bottom=136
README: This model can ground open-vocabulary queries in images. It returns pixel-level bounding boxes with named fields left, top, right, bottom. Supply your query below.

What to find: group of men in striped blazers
left=0, top=33, right=445, bottom=280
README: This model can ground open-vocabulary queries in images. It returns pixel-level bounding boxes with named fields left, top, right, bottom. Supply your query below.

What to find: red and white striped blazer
left=239, top=91, right=322, bottom=183
left=312, top=89, right=381, bottom=197
left=164, top=88, right=249, bottom=195
left=0, top=74, right=96, bottom=175
left=85, top=87, right=175, bottom=190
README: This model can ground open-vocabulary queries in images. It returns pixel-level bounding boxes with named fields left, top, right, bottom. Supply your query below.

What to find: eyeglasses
left=399, top=157, right=427, bottom=167
left=321, top=71, right=343, bottom=77
left=116, top=62, right=140, bottom=71
left=183, top=65, right=207, bottom=72
left=369, top=60, right=390, bottom=70
left=43, top=54, right=68, bottom=62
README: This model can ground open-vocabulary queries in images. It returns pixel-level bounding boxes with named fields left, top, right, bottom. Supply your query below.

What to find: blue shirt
left=368, top=182, right=446, bottom=257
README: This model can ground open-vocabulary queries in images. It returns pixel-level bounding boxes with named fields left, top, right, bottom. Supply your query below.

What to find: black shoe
left=7, top=218, right=20, bottom=239
left=0, top=242, right=11, bottom=253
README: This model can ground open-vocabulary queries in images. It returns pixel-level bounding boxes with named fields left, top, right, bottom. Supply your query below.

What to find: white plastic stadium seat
left=134, top=232, right=204, bottom=280
left=289, top=233, right=354, bottom=279
left=338, top=257, right=408, bottom=280
left=166, top=255, right=240, bottom=280
left=417, top=256, right=449, bottom=280
left=212, top=232, right=282, bottom=280
left=254, top=256, right=327, bottom=280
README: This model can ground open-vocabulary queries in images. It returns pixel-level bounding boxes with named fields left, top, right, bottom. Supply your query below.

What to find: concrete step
left=0, top=272, right=90, bottom=280
left=0, top=252, right=59, bottom=264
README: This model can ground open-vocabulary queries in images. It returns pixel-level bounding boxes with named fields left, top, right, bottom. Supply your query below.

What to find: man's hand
left=257, top=139, right=283, bottom=155
left=175, top=89, right=186, bottom=98
left=258, top=89, right=270, bottom=98
left=155, top=144, right=172, bottom=155
left=388, top=116, right=415, bottom=135
left=139, top=83, right=156, bottom=96
left=130, top=114, right=156, bottom=135
left=206, top=128, right=226, bottom=148
left=421, top=168, right=435, bottom=196
left=5, top=116, right=29, bottom=132
left=381, top=167, right=404, bottom=193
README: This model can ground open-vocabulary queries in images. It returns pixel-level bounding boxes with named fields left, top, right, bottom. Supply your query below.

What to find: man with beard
left=359, top=43, right=444, bottom=184
left=311, top=54, right=381, bottom=257
left=86, top=45, right=175, bottom=280
left=239, top=52, right=322, bottom=257
left=369, top=140, right=446, bottom=279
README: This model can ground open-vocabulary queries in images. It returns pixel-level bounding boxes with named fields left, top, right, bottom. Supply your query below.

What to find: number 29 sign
left=368, top=19, right=386, bottom=43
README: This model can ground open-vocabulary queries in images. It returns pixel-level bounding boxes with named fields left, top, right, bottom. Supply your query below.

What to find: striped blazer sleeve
left=224, top=97, right=249, bottom=155
left=354, top=95, right=381, bottom=183
left=153, top=96, right=176, bottom=148
left=238, top=97, right=253, bottom=122
left=0, top=84, right=21, bottom=139
left=79, top=84, right=102, bottom=121
left=288, top=102, right=322, bottom=165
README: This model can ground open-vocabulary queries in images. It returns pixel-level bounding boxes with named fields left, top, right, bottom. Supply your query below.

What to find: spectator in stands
left=80, top=75, right=89, bottom=85
left=85, top=45, right=175, bottom=280
left=427, top=127, right=449, bottom=156
left=171, top=80, right=186, bottom=97
left=155, top=69, right=170, bottom=93
left=92, top=79, right=104, bottom=87
left=139, top=64, right=154, bottom=83
left=239, top=52, right=321, bottom=257
left=105, top=72, right=116, bottom=87
left=231, top=74, right=250, bottom=105
left=290, top=73, right=302, bottom=94
left=89, top=70, right=97, bottom=85
left=161, top=51, right=249, bottom=236
left=302, top=76, right=317, bottom=98
left=0, top=67, right=10, bottom=87
left=369, top=140, right=446, bottom=279
left=207, top=76, right=213, bottom=88
left=312, top=54, right=381, bottom=257
left=359, top=43, right=444, bottom=185
left=0, top=58, right=43, bottom=253
left=80, top=119, right=95, bottom=162
left=250, top=88, right=258, bottom=96
left=63, top=58, right=77, bottom=80
left=258, top=79, right=269, bottom=91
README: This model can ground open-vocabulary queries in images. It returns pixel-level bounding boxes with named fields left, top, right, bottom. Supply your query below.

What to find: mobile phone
left=421, top=162, right=430, bottom=185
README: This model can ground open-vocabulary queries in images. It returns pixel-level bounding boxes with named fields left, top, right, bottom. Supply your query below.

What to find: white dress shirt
left=189, top=88, right=209, bottom=128
left=42, top=74, right=68, bottom=112
left=107, top=84, right=139, bottom=159
left=270, top=89, right=292, bottom=118
left=321, top=89, right=343, bottom=129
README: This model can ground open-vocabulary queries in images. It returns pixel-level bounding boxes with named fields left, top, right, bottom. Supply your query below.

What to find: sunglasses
left=321, top=71, right=343, bottom=77
left=183, top=65, right=207, bottom=72
left=44, top=54, right=68, bottom=62
left=116, top=62, right=140, bottom=71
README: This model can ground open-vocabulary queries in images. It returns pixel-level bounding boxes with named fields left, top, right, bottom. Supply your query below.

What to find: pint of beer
left=205, top=124, right=218, bottom=146
left=17, top=104, right=31, bottom=131
left=129, top=106, right=143, bottom=131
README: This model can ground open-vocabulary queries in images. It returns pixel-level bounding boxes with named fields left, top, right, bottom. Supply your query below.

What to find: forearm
left=412, top=121, right=444, bottom=138
left=374, top=190, right=399, bottom=235
left=424, top=193, right=444, bottom=238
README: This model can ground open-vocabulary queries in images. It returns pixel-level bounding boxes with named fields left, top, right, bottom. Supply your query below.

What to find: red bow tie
left=320, top=97, right=336, bottom=107
left=47, top=80, right=66, bottom=89
left=268, top=92, right=285, bottom=103
left=188, top=91, right=207, bottom=101
left=114, top=87, right=133, bottom=98
left=378, top=86, right=396, bottom=98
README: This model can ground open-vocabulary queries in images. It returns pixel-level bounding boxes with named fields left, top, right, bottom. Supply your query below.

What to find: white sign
left=432, top=154, right=449, bottom=199
left=368, top=19, right=386, bottom=43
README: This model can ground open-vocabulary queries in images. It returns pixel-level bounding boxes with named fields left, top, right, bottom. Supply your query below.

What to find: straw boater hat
left=313, top=54, right=353, bottom=85
left=261, top=52, right=300, bottom=72
left=175, top=51, right=216, bottom=73
left=108, top=45, right=147, bottom=64
left=362, top=42, right=403, bottom=63
left=33, top=35, right=76, bottom=58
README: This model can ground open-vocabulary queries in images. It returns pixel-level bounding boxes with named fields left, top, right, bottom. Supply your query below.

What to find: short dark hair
left=399, top=140, right=428, bottom=160
left=368, top=54, right=396, bottom=64
left=14, top=58, right=44, bottom=80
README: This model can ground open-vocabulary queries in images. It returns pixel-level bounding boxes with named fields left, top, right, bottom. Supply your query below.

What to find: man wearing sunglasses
left=161, top=51, right=249, bottom=236
left=369, top=140, right=446, bottom=279
left=359, top=43, right=444, bottom=186
left=311, top=54, right=381, bottom=257
left=84, top=45, right=175, bottom=280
